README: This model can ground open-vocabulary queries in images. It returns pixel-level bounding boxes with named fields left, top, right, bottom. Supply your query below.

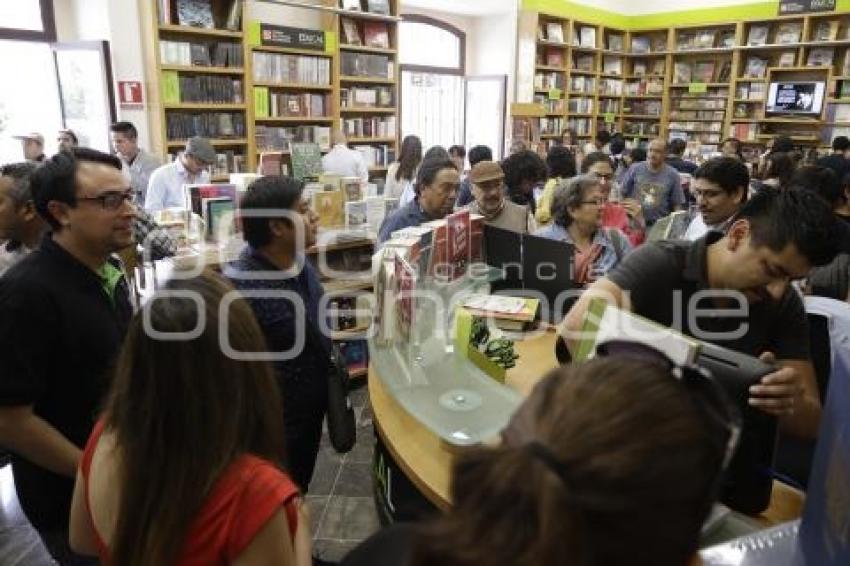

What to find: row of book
left=166, top=150, right=247, bottom=177
left=676, top=28, right=736, bottom=51
left=673, top=60, right=732, bottom=84
left=252, top=53, right=332, bottom=86
left=340, top=86, right=394, bottom=108
left=573, top=54, right=595, bottom=71
left=675, top=97, right=728, bottom=109
left=539, top=117, right=565, bottom=135
left=599, top=99, right=620, bottom=113
left=341, top=116, right=397, bottom=138
left=158, top=0, right=241, bottom=29
left=743, top=20, right=849, bottom=46
left=569, top=77, right=595, bottom=93
left=630, top=35, right=668, bottom=54
left=568, top=118, right=591, bottom=135
left=166, top=112, right=247, bottom=140
left=568, top=98, right=594, bottom=113
left=625, top=100, right=661, bottom=116
left=159, top=40, right=243, bottom=68
left=534, top=96, right=565, bottom=114
left=352, top=144, right=395, bottom=168
left=537, top=48, right=564, bottom=68
left=255, top=125, right=332, bottom=152
left=672, top=131, right=722, bottom=144
left=165, top=75, right=243, bottom=104
left=735, top=83, right=766, bottom=101
left=255, top=90, right=330, bottom=118
left=338, top=0, right=391, bottom=15
left=623, top=121, right=660, bottom=136
left=669, top=121, right=723, bottom=132
left=339, top=18, right=391, bottom=49
left=624, top=79, right=664, bottom=96
left=340, top=53, right=394, bottom=79
left=602, top=56, right=623, bottom=76
left=671, top=110, right=726, bottom=120
left=599, top=78, right=622, bottom=96
left=534, top=72, right=564, bottom=91
left=632, top=60, right=666, bottom=76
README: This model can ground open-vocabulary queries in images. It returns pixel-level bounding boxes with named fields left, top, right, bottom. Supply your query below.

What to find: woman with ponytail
left=342, top=357, right=731, bottom=566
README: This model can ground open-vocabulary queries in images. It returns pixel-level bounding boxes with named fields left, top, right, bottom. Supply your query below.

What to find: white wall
left=567, top=0, right=760, bottom=15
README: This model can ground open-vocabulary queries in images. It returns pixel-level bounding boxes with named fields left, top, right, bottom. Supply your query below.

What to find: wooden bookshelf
left=141, top=0, right=250, bottom=175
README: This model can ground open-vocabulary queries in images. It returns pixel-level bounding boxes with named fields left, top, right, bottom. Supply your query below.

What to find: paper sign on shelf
left=548, top=87, right=562, bottom=100
left=689, top=82, right=708, bottom=94
left=604, top=112, right=616, bottom=124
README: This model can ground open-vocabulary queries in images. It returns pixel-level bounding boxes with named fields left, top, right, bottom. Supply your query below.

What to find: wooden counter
left=369, top=328, right=804, bottom=524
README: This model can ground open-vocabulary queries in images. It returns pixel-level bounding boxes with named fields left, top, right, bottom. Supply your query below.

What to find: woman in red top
left=69, top=271, right=312, bottom=565
left=582, top=152, right=646, bottom=247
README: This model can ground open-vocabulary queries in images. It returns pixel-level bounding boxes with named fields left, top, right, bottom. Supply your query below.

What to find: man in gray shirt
left=466, top=160, right=533, bottom=233
left=620, top=138, right=685, bottom=225
left=110, top=121, right=160, bottom=208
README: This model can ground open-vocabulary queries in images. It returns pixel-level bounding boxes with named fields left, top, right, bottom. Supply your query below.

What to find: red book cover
left=394, top=253, right=416, bottom=341
left=363, top=22, right=390, bottom=49
left=545, top=48, right=564, bottom=68
left=446, top=209, right=470, bottom=281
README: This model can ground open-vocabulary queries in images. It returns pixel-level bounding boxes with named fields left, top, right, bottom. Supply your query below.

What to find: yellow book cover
left=313, top=189, right=344, bottom=227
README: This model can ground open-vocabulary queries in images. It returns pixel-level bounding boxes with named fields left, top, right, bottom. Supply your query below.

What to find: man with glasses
left=0, top=148, right=134, bottom=563
left=466, top=161, right=534, bottom=233
left=684, top=157, right=748, bottom=240
left=144, top=136, right=215, bottom=213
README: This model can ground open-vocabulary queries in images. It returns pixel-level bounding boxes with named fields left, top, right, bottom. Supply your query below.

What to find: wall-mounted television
left=766, top=81, right=826, bottom=116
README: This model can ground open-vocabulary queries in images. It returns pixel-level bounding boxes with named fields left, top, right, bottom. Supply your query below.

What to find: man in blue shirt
left=620, top=138, right=685, bottom=225
left=378, top=157, right=460, bottom=243
left=224, top=175, right=328, bottom=492
left=144, top=136, right=215, bottom=213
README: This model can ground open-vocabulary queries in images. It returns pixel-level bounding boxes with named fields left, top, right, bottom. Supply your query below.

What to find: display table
left=369, top=327, right=804, bottom=538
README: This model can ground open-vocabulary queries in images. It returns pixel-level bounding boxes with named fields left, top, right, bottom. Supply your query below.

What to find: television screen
left=766, top=81, right=825, bottom=116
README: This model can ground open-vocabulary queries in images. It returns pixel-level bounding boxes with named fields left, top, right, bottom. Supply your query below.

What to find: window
left=0, top=0, right=56, bottom=41
left=399, top=19, right=463, bottom=73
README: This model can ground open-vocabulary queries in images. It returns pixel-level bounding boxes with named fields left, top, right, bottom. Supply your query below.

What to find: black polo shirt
left=0, top=236, right=131, bottom=531
left=606, top=232, right=809, bottom=360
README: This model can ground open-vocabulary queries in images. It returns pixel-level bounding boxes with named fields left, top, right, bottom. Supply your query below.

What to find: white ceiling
left=401, top=0, right=517, bottom=16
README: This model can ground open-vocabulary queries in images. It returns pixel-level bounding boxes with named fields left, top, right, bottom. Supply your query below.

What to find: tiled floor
left=0, top=380, right=380, bottom=565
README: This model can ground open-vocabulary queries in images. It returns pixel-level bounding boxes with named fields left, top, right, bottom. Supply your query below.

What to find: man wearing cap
left=144, top=136, right=214, bottom=213
left=465, top=160, right=534, bottom=233
left=56, top=129, right=78, bottom=153
left=14, top=133, right=46, bottom=163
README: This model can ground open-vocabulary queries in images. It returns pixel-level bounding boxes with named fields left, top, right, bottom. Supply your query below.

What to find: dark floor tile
left=313, top=538, right=362, bottom=562
left=333, top=462, right=374, bottom=498
left=305, top=495, right=329, bottom=538
left=308, top=452, right=342, bottom=497
left=317, top=496, right=380, bottom=541
left=347, top=425, right=375, bottom=464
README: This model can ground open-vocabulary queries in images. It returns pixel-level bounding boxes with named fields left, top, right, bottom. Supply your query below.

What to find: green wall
left=523, top=0, right=850, bottom=29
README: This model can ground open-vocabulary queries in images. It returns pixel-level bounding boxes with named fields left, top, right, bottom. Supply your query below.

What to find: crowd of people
left=0, top=122, right=848, bottom=566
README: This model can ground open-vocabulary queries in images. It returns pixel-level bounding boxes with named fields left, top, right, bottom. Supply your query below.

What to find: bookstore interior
left=1, top=0, right=850, bottom=565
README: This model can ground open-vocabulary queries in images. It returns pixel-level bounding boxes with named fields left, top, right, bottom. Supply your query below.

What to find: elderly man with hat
left=144, top=136, right=215, bottom=213
left=466, top=160, right=535, bottom=233
left=13, top=133, right=46, bottom=163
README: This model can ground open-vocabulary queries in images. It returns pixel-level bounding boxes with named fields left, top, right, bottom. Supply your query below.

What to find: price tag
left=548, top=88, right=562, bottom=100
left=604, top=112, right=616, bottom=124
left=689, top=82, right=708, bottom=94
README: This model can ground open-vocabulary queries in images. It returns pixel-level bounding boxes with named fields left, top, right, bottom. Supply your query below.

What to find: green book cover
left=453, top=307, right=507, bottom=383
left=161, top=71, right=180, bottom=104
left=247, top=21, right=262, bottom=47
left=253, top=86, right=269, bottom=118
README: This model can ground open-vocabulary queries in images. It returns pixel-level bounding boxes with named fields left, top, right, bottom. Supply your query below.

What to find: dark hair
left=396, top=135, right=422, bottom=183
left=546, top=145, right=577, bottom=179
left=110, top=121, right=138, bottom=139
left=60, top=129, right=79, bottom=145
left=560, top=129, right=578, bottom=146
left=771, top=136, right=795, bottom=154
left=595, top=129, right=611, bottom=146
left=694, top=157, right=749, bottom=200
left=415, top=157, right=457, bottom=196
left=30, top=147, right=122, bottom=229
left=423, top=145, right=451, bottom=162
left=551, top=175, right=599, bottom=227
left=105, top=271, right=287, bottom=564
left=790, top=165, right=842, bottom=208
left=448, top=145, right=466, bottom=159
left=413, top=359, right=727, bottom=566
left=609, top=136, right=626, bottom=156
left=468, top=145, right=493, bottom=167
left=832, top=136, right=850, bottom=152
left=721, top=137, right=743, bottom=159
left=502, top=150, right=547, bottom=192
left=738, top=186, right=840, bottom=267
left=668, top=138, right=687, bottom=156
left=240, top=176, right=304, bottom=248
left=580, top=151, right=614, bottom=173
left=0, top=161, right=38, bottom=205
left=628, top=147, right=647, bottom=163
left=761, top=152, right=796, bottom=188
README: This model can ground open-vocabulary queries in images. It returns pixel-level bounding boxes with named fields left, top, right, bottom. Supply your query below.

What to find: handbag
left=305, top=316, right=356, bottom=453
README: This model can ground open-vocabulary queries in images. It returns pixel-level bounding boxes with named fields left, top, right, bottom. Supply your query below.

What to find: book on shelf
left=345, top=200, right=368, bottom=229
left=340, top=18, right=362, bottom=45
left=813, top=20, right=840, bottom=41
left=632, top=60, right=647, bottom=76
left=602, top=56, right=622, bottom=75
left=717, top=61, right=731, bottom=82
left=677, top=31, right=695, bottom=50
left=573, top=54, right=595, bottom=71
left=341, top=177, right=363, bottom=202
left=718, top=30, right=736, bottom=48
left=744, top=56, right=768, bottom=78
left=775, top=22, right=802, bottom=44
left=166, top=112, right=246, bottom=140
left=340, top=0, right=361, bottom=11
left=579, top=26, right=596, bottom=48
left=651, top=59, right=666, bottom=75
left=160, top=40, right=243, bottom=68
left=747, top=24, right=769, bottom=46
left=462, top=294, right=540, bottom=331
left=693, top=60, right=716, bottom=83
left=807, top=48, right=835, bottom=67
left=340, top=52, right=393, bottom=78
left=252, top=52, right=332, bottom=85
left=175, top=75, right=243, bottom=104
left=607, top=33, right=623, bottom=51
left=546, top=22, right=564, bottom=43
left=674, top=62, right=692, bottom=84
left=651, top=36, right=666, bottom=53
left=365, top=0, right=390, bottom=15
left=255, top=125, right=330, bottom=152
left=843, top=51, right=850, bottom=77
left=545, top=48, right=564, bottom=67
left=176, top=0, right=213, bottom=28
left=363, top=21, right=390, bottom=49
left=291, top=142, right=323, bottom=180
left=694, top=29, right=716, bottom=49
left=313, top=189, right=345, bottom=227
left=203, top=197, right=236, bottom=241
left=258, top=152, right=285, bottom=176
left=778, top=51, right=796, bottom=68
left=630, top=36, right=650, bottom=54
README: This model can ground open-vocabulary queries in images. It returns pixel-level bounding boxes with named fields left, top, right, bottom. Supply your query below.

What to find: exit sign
left=118, top=81, right=143, bottom=106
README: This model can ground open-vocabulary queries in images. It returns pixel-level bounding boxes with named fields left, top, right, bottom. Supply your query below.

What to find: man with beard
left=465, top=161, right=533, bottom=233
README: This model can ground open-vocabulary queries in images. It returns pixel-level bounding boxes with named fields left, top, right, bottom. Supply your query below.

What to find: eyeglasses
left=581, top=198, right=606, bottom=206
left=693, top=189, right=724, bottom=200
left=592, top=173, right=614, bottom=181
left=77, top=189, right=136, bottom=210
left=595, top=340, right=741, bottom=475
